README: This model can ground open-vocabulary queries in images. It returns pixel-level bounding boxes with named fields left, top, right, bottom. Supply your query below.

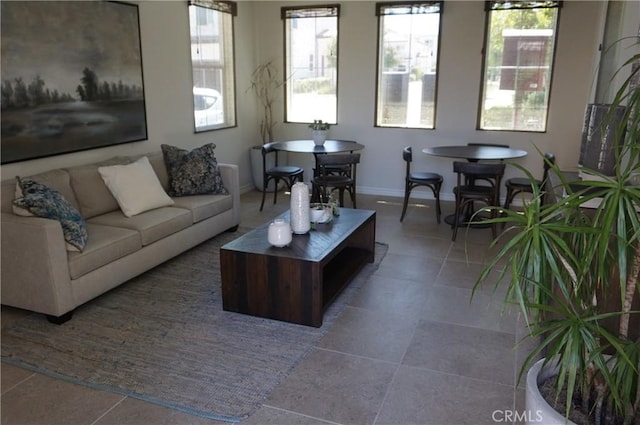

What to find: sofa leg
left=226, top=225, right=239, bottom=233
left=46, top=311, right=73, bottom=325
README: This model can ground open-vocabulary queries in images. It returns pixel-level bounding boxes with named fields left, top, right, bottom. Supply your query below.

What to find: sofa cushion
left=67, top=157, right=133, bottom=219
left=146, top=152, right=170, bottom=191
left=98, top=156, right=174, bottom=217
left=13, top=178, right=88, bottom=251
left=87, top=207, right=192, bottom=246
left=161, top=143, right=229, bottom=196
left=171, top=194, right=233, bottom=223
left=68, top=223, right=141, bottom=280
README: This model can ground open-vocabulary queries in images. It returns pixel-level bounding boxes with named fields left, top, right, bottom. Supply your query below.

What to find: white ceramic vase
left=312, top=130, right=327, bottom=146
left=267, top=219, right=292, bottom=247
left=290, top=182, right=311, bottom=234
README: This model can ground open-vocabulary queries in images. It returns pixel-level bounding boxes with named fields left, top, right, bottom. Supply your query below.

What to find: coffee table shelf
left=321, top=247, right=370, bottom=306
left=220, top=208, right=376, bottom=327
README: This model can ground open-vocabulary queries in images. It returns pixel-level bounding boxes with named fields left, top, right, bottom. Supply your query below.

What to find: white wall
left=1, top=1, right=610, bottom=202
left=254, top=1, right=607, bottom=200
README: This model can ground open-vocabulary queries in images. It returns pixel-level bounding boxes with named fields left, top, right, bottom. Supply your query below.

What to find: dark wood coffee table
left=220, top=208, right=376, bottom=327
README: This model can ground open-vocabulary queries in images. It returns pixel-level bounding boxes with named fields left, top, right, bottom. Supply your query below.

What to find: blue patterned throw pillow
left=161, top=143, right=229, bottom=196
left=14, top=178, right=88, bottom=251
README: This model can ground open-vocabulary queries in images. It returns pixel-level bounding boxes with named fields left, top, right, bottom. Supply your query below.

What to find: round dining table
left=271, top=139, right=365, bottom=203
left=271, top=139, right=365, bottom=177
left=272, top=139, right=364, bottom=155
left=422, top=145, right=527, bottom=162
left=423, top=145, right=528, bottom=227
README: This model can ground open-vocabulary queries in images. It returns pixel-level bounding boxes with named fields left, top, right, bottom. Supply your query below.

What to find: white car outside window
left=193, top=87, right=223, bottom=128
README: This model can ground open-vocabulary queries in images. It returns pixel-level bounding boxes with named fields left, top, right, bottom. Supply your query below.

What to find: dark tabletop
left=221, top=208, right=375, bottom=261
left=423, top=145, right=528, bottom=161
left=272, top=139, right=365, bottom=154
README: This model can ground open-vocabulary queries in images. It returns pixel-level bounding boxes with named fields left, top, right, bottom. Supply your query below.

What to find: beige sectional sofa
left=1, top=152, right=240, bottom=323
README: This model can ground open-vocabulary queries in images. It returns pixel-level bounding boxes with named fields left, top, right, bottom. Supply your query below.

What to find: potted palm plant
left=475, top=49, right=640, bottom=424
left=248, top=60, right=286, bottom=191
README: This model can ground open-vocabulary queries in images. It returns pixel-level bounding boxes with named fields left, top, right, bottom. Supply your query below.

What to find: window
left=283, top=5, right=339, bottom=124
left=375, top=2, right=442, bottom=129
left=479, top=1, right=561, bottom=132
left=188, top=0, right=236, bottom=132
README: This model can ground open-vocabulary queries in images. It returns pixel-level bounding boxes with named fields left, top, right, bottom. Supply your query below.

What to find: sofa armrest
left=1, top=212, right=75, bottom=316
left=218, top=163, right=240, bottom=225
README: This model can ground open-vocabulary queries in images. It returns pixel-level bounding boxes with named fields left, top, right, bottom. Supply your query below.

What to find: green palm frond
left=475, top=41, right=640, bottom=424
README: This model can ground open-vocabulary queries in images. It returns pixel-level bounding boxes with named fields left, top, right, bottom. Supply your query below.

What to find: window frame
left=282, top=4, right=340, bottom=125
left=374, top=1, right=443, bottom=130
left=477, top=0, right=562, bottom=133
left=188, top=0, right=237, bottom=132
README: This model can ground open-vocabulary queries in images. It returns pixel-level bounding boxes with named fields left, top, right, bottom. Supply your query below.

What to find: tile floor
left=1, top=190, right=535, bottom=425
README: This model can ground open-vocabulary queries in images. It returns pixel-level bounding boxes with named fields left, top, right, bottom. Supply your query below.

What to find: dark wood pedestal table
left=422, top=145, right=528, bottom=163
left=271, top=139, right=365, bottom=178
left=270, top=140, right=365, bottom=203
left=220, top=208, right=376, bottom=327
left=271, top=139, right=365, bottom=159
left=423, top=145, right=528, bottom=226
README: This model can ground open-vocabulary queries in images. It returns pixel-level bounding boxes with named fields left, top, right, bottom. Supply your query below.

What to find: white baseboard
left=243, top=183, right=533, bottom=207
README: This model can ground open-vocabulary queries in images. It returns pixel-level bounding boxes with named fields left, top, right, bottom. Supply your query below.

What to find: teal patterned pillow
left=161, top=143, right=229, bottom=196
left=14, top=178, right=88, bottom=251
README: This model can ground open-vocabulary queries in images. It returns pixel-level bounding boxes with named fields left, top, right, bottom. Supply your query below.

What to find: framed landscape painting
left=1, top=1, right=147, bottom=164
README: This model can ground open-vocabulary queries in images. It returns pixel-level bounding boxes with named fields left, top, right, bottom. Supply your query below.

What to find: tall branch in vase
left=249, top=60, right=284, bottom=143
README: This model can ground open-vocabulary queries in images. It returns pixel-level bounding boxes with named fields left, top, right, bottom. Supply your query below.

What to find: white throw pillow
left=98, top=156, right=174, bottom=217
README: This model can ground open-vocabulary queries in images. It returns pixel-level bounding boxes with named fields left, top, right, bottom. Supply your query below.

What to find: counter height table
left=272, top=139, right=365, bottom=155
left=422, top=145, right=527, bottom=162
left=272, top=139, right=365, bottom=202
left=423, top=145, right=528, bottom=227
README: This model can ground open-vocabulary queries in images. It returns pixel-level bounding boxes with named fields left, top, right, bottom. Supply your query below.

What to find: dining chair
left=465, top=143, right=509, bottom=198
left=312, top=153, right=360, bottom=207
left=504, top=152, right=556, bottom=210
left=451, top=161, right=505, bottom=241
left=317, top=141, right=359, bottom=177
left=400, top=146, right=443, bottom=223
left=260, top=142, right=304, bottom=211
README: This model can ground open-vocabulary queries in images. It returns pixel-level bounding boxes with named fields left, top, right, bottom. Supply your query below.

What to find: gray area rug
left=1, top=228, right=387, bottom=422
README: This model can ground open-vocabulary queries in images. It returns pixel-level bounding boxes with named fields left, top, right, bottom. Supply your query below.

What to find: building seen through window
left=479, top=1, right=560, bottom=132
left=283, top=5, right=339, bottom=125
left=375, top=2, right=442, bottom=129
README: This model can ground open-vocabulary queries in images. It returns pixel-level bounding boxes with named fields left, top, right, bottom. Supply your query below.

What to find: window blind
left=376, top=2, right=441, bottom=16
left=485, top=1, right=562, bottom=12
left=188, top=0, right=236, bottom=16
left=281, top=5, right=339, bottom=20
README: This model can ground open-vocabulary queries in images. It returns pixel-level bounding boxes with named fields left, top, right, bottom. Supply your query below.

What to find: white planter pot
left=526, top=358, right=577, bottom=425
left=312, top=130, right=327, bottom=146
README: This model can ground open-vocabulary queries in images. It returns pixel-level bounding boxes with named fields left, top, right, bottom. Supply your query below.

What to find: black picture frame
left=1, top=1, right=147, bottom=164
